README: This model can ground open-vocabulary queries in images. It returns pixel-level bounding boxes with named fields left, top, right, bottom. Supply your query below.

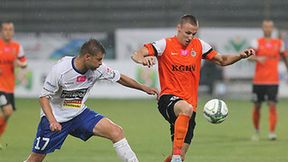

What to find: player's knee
left=253, top=106, right=261, bottom=112
left=26, top=158, right=42, bottom=162
left=5, top=110, right=13, bottom=118
left=176, top=102, right=193, bottom=116
left=110, top=125, right=124, bottom=142
left=254, top=103, right=261, bottom=110
left=25, top=152, right=46, bottom=162
left=3, top=110, right=13, bottom=121
left=267, top=101, right=276, bottom=107
left=2, top=105, right=14, bottom=118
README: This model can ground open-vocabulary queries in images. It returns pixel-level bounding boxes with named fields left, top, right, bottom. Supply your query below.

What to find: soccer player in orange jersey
left=249, top=20, right=288, bottom=141
left=131, top=15, right=255, bottom=162
left=0, top=21, right=27, bottom=148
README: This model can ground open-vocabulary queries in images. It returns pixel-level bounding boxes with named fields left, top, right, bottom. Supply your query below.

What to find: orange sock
left=173, top=114, right=190, bottom=155
left=269, top=105, right=277, bottom=133
left=252, top=107, right=260, bottom=131
left=0, top=117, right=7, bottom=137
left=164, top=155, right=172, bottom=162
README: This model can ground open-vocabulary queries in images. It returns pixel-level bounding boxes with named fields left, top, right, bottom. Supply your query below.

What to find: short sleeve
left=144, top=39, right=166, bottom=56
left=97, top=63, right=121, bottom=82
left=250, top=39, right=258, bottom=49
left=40, top=66, right=60, bottom=98
left=199, top=39, right=217, bottom=60
left=280, top=40, right=285, bottom=53
left=18, top=45, right=25, bottom=57
left=17, top=45, right=27, bottom=62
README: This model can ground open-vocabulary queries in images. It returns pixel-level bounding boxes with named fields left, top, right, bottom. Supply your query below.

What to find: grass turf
left=0, top=98, right=287, bottom=162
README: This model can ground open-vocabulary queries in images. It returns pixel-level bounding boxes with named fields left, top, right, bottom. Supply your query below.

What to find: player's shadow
left=197, top=134, right=251, bottom=144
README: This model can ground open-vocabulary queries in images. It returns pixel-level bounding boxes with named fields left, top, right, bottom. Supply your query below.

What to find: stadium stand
left=0, top=0, right=287, bottom=32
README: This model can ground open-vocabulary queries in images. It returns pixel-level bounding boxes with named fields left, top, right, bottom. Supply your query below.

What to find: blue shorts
left=32, top=108, right=104, bottom=154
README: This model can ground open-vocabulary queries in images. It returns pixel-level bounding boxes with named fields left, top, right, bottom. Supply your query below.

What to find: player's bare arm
left=131, top=47, right=156, bottom=67
left=248, top=55, right=267, bottom=64
left=117, top=74, right=158, bottom=96
left=39, top=96, right=62, bottom=132
left=280, top=52, right=288, bottom=71
left=247, top=48, right=266, bottom=64
left=212, top=48, right=255, bottom=66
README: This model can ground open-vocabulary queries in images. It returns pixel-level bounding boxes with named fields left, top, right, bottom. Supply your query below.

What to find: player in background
left=249, top=20, right=288, bottom=141
left=24, top=39, right=158, bottom=162
left=0, top=21, right=27, bottom=149
left=131, top=15, right=255, bottom=162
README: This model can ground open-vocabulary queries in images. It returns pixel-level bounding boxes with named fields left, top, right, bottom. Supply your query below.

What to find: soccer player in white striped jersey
left=24, top=39, right=158, bottom=162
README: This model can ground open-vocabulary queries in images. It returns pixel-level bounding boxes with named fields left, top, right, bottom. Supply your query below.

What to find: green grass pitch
left=0, top=98, right=287, bottom=162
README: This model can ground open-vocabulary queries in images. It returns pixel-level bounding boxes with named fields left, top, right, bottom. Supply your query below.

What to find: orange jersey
left=251, top=38, right=284, bottom=85
left=145, top=36, right=217, bottom=111
left=0, top=38, right=26, bottom=93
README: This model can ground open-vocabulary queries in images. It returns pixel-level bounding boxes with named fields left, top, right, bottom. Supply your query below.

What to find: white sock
left=113, top=138, right=139, bottom=162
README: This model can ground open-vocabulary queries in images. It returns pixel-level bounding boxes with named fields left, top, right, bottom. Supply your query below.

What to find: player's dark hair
left=179, top=14, right=198, bottom=26
left=80, top=39, right=106, bottom=56
left=1, top=21, right=14, bottom=29
left=262, top=19, right=273, bottom=24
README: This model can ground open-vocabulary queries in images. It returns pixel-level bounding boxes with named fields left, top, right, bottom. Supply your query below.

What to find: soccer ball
left=203, top=99, right=228, bottom=124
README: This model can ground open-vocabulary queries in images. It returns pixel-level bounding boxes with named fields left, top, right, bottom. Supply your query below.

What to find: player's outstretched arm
left=280, top=52, right=288, bottom=72
left=131, top=47, right=156, bottom=68
left=211, top=48, right=255, bottom=66
left=247, top=48, right=267, bottom=64
left=117, top=74, right=158, bottom=96
left=39, top=96, right=62, bottom=132
left=248, top=55, right=266, bottom=64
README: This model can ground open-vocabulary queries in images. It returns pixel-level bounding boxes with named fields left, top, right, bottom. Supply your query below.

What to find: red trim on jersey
left=144, top=44, right=156, bottom=56
left=18, top=56, right=27, bottom=62
left=206, top=50, right=217, bottom=60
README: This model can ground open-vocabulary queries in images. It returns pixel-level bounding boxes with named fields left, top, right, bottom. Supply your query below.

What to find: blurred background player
left=24, top=39, right=158, bottom=162
left=200, top=58, right=225, bottom=96
left=131, top=14, right=254, bottom=162
left=0, top=21, right=27, bottom=148
left=249, top=19, right=288, bottom=141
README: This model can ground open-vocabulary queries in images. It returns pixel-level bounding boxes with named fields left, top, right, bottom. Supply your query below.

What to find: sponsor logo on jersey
left=180, top=49, right=189, bottom=56
left=64, top=82, right=74, bottom=85
left=63, top=99, right=82, bottom=108
left=4, top=47, right=11, bottom=52
left=171, top=64, right=196, bottom=72
left=191, top=50, right=197, bottom=57
left=167, top=96, right=180, bottom=107
left=60, top=88, right=88, bottom=99
left=76, top=76, right=87, bottom=82
left=170, top=96, right=179, bottom=101
left=265, top=42, right=273, bottom=48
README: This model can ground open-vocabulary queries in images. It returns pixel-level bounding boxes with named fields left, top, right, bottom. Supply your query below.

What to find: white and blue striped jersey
left=40, top=56, right=120, bottom=122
